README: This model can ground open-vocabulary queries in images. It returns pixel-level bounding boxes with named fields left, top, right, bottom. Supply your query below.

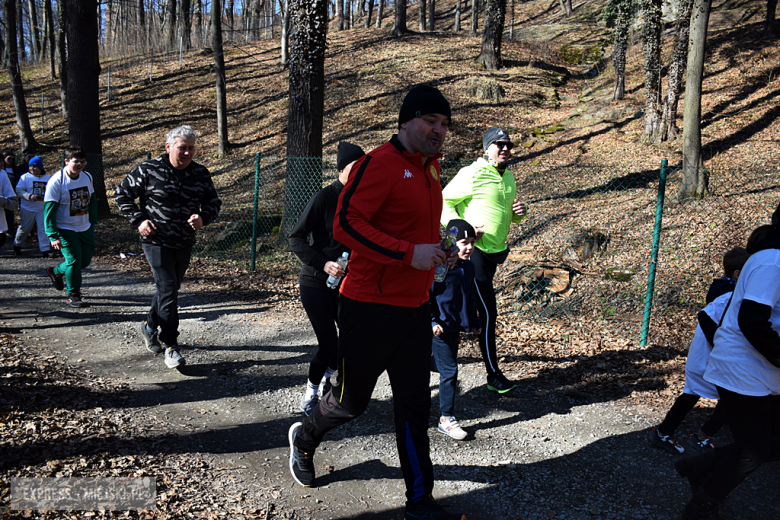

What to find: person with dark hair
left=441, top=127, right=527, bottom=394
left=1, top=150, right=21, bottom=240
left=288, top=141, right=365, bottom=415
left=287, top=85, right=465, bottom=520
left=13, top=156, right=52, bottom=257
left=44, top=146, right=97, bottom=308
left=0, top=152, right=19, bottom=248
left=115, top=125, right=222, bottom=370
left=430, top=218, right=480, bottom=440
left=650, top=246, right=749, bottom=455
left=675, top=216, right=780, bottom=519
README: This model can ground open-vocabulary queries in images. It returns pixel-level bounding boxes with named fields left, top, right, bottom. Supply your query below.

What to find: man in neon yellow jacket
left=441, top=127, right=526, bottom=393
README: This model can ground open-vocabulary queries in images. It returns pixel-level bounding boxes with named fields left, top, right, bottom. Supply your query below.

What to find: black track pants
left=299, top=285, right=339, bottom=384
left=296, top=295, right=434, bottom=504
left=471, top=248, right=501, bottom=378
left=658, top=393, right=727, bottom=437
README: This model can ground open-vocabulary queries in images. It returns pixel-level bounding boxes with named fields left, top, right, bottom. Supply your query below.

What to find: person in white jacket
left=13, top=156, right=53, bottom=257
left=0, top=166, right=19, bottom=248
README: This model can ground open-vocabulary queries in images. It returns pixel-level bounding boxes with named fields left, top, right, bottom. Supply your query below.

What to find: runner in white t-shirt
left=675, top=223, right=780, bottom=519
left=0, top=166, right=19, bottom=248
left=13, top=156, right=53, bottom=257
left=43, top=147, right=97, bottom=309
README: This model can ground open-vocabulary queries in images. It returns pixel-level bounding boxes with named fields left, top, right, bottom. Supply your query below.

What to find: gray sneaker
left=164, top=346, right=185, bottom=368
left=139, top=322, right=163, bottom=354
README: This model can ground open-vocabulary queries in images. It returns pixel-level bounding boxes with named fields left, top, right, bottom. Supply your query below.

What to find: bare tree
left=470, top=0, right=478, bottom=36
left=5, top=0, right=37, bottom=151
left=376, top=0, right=384, bottom=27
left=193, top=0, right=202, bottom=46
left=681, top=0, right=712, bottom=199
left=428, top=0, right=434, bottom=29
left=281, top=0, right=291, bottom=65
left=454, top=0, right=461, bottom=31
left=17, top=0, right=26, bottom=62
left=419, top=0, right=426, bottom=30
left=0, top=26, right=5, bottom=69
left=508, top=0, right=513, bottom=39
left=480, top=0, right=505, bottom=70
left=227, top=0, right=235, bottom=40
left=604, top=0, right=632, bottom=100
left=28, top=0, right=42, bottom=60
left=211, top=0, right=229, bottom=155
left=336, top=0, right=344, bottom=29
left=365, top=0, right=373, bottom=27
left=281, top=0, right=328, bottom=239
left=640, top=0, right=662, bottom=144
left=766, top=0, right=777, bottom=38
left=180, top=0, right=192, bottom=49
left=56, top=0, right=66, bottom=118
left=66, top=0, right=109, bottom=216
left=44, top=0, right=55, bottom=78
left=392, top=0, right=407, bottom=35
left=558, top=0, right=572, bottom=16
left=661, top=0, right=693, bottom=140
left=166, top=0, right=178, bottom=48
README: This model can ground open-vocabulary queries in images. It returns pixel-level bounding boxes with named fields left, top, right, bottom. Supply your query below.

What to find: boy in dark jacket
left=430, top=219, right=480, bottom=440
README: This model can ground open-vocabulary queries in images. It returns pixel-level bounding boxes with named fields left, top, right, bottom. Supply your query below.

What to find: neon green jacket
left=441, top=157, right=525, bottom=254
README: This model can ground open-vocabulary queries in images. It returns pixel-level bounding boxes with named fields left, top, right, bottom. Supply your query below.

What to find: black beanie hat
left=446, top=219, right=476, bottom=242
left=336, top=142, right=365, bottom=171
left=398, top=85, right=452, bottom=129
left=482, top=127, right=511, bottom=151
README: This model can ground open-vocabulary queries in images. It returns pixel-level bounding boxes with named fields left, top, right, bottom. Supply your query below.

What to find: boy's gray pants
left=14, top=208, right=49, bottom=252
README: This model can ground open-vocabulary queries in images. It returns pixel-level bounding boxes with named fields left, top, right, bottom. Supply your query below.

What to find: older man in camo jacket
left=115, top=125, right=222, bottom=369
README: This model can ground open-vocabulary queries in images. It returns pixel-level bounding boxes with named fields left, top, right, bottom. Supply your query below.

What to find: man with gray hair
left=115, top=125, right=222, bottom=368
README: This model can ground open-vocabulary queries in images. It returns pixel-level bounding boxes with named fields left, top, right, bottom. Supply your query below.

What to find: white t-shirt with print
left=44, top=169, right=94, bottom=232
left=0, top=169, right=15, bottom=233
left=683, top=292, right=731, bottom=399
left=17, top=172, right=51, bottom=212
left=704, top=249, right=780, bottom=396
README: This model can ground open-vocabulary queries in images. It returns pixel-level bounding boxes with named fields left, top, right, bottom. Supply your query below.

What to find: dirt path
left=1, top=250, right=779, bottom=519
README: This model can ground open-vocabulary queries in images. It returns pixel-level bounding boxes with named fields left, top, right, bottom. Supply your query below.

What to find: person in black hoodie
left=288, top=141, right=365, bottom=415
left=675, top=219, right=780, bottom=520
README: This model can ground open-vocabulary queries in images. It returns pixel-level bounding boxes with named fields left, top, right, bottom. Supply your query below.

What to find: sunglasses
left=493, top=141, right=513, bottom=151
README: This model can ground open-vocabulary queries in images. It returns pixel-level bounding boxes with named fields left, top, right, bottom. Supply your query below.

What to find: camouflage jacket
left=114, top=154, right=221, bottom=249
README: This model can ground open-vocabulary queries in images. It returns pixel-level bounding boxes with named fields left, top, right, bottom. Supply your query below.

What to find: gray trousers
left=13, top=208, right=49, bottom=251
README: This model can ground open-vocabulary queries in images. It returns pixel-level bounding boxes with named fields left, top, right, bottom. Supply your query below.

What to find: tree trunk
left=180, top=0, right=192, bottom=49
left=611, top=0, right=631, bottom=100
left=564, top=0, right=572, bottom=15
left=337, top=0, right=344, bottom=29
left=454, top=0, right=461, bottom=31
left=661, top=0, right=693, bottom=141
left=17, top=0, right=26, bottom=62
left=428, top=0, right=434, bottom=29
left=470, top=0, right=479, bottom=36
left=252, top=0, right=262, bottom=39
left=281, top=0, right=327, bottom=241
left=227, top=0, right=235, bottom=40
left=193, top=0, right=202, bottom=46
left=211, top=0, right=229, bottom=156
left=419, top=0, right=426, bottom=30
left=479, top=0, right=505, bottom=70
left=44, top=0, right=55, bottom=78
left=508, top=0, right=513, bottom=39
left=166, top=0, right=177, bottom=49
left=28, top=0, right=42, bottom=60
left=5, top=0, right=37, bottom=151
left=281, top=0, right=290, bottom=65
left=376, top=0, right=383, bottom=27
left=766, top=0, right=777, bottom=38
left=681, top=0, right=711, bottom=199
left=0, top=27, right=6, bottom=69
left=640, top=0, right=663, bottom=145
left=66, top=0, right=109, bottom=217
left=56, top=0, right=67, bottom=118
left=392, top=0, right=407, bottom=35
left=348, top=0, right=353, bottom=28
left=365, top=0, right=373, bottom=27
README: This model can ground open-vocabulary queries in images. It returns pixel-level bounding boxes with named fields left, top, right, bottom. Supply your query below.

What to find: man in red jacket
left=287, top=85, right=465, bottom=520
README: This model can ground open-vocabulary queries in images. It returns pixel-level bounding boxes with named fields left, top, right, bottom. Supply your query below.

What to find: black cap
left=482, top=127, right=511, bottom=151
left=446, top=219, right=476, bottom=242
left=336, top=142, right=365, bottom=171
left=398, top=85, right=452, bottom=129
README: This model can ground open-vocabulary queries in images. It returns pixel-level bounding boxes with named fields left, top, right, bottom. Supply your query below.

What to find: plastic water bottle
left=326, top=252, right=350, bottom=289
left=433, top=226, right=458, bottom=282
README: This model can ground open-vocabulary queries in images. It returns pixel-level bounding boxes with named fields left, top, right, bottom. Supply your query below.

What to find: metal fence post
left=250, top=153, right=261, bottom=272
left=147, top=152, right=151, bottom=161
left=640, top=159, right=669, bottom=347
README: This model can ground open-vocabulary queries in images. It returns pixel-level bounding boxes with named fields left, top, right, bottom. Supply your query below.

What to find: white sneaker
left=164, top=347, right=185, bottom=368
left=438, top=416, right=467, bottom=440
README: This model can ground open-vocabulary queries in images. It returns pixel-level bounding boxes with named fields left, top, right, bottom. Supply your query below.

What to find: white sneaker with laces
left=438, top=416, right=467, bottom=440
left=164, top=346, right=185, bottom=368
